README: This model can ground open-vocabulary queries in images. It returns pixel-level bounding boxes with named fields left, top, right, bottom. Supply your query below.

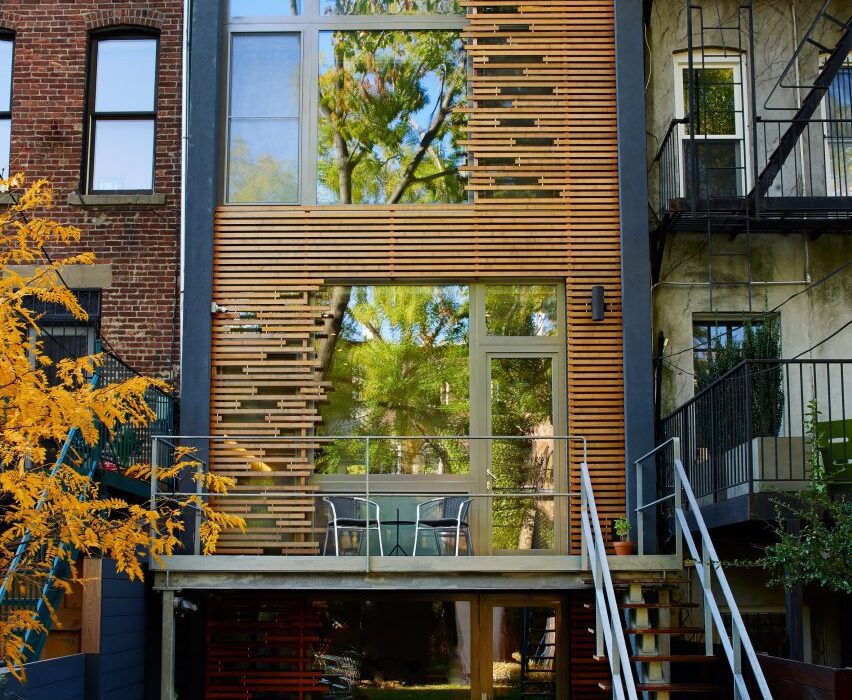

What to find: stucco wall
left=645, top=0, right=852, bottom=415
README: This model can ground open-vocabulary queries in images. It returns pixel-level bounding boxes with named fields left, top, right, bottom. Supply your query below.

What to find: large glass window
left=317, top=30, right=466, bottom=204
left=227, top=33, right=301, bottom=203
left=314, top=282, right=564, bottom=479
left=675, top=56, right=747, bottom=199
left=316, top=284, right=471, bottom=475
left=225, top=0, right=467, bottom=205
left=87, top=34, right=158, bottom=193
left=0, top=35, right=13, bottom=179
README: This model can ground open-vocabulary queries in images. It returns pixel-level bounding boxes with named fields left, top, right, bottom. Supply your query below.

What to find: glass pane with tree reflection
left=318, top=30, right=466, bottom=204
left=321, top=0, right=460, bottom=13
left=485, top=284, right=558, bottom=336
left=490, top=357, right=554, bottom=551
left=316, top=285, right=470, bottom=475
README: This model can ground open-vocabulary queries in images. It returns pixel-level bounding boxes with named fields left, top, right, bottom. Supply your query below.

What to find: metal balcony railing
left=150, top=435, right=590, bottom=558
left=659, top=359, right=852, bottom=504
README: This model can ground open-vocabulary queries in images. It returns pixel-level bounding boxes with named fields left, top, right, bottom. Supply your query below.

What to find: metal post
left=150, top=437, right=159, bottom=569
left=580, top=486, right=589, bottom=571
left=365, top=437, right=370, bottom=570
left=636, top=456, right=644, bottom=556
left=732, top=621, right=743, bottom=694
left=673, top=438, right=683, bottom=563
left=703, top=550, right=713, bottom=656
left=194, top=454, right=203, bottom=556
left=160, top=589, right=176, bottom=700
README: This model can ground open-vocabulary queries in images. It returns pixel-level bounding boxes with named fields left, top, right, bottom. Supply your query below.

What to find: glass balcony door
left=481, top=353, right=565, bottom=555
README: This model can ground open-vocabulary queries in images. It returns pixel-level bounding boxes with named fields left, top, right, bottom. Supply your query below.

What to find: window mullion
left=303, top=28, right=319, bottom=205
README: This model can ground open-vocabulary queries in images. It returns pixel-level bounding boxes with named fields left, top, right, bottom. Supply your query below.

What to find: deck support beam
left=160, top=589, right=176, bottom=700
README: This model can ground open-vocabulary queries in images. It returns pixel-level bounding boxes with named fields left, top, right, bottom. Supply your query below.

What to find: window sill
left=67, top=193, right=166, bottom=207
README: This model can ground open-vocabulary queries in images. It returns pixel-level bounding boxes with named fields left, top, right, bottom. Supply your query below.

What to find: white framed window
left=674, top=53, right=750, bottom=199
left=822, top=58, right=852, bottom=197
left=0, top=34, right=13, bottom=179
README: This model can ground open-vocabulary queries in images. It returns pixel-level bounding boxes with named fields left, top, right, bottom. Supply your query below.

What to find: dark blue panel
left=1, top=654, right=86, bottom=700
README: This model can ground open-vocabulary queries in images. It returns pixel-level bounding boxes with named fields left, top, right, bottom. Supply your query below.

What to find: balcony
left=149, top=435, right=676, bottom=586
left=650, top=116, right=852, bottom=239
left=659, top=359, right=852, bottom=528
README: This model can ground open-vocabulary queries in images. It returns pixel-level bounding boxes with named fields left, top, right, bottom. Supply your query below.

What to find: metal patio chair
left=323, top=496, right=384, bottom=556
left=412, top=496, right=473, bottom=556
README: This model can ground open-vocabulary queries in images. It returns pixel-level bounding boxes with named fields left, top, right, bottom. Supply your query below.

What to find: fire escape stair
left=751, top=16, right=852, bottom=199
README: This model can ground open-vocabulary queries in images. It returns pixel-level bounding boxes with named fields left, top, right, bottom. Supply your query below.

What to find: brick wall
left=0, top=1, right=182, bottom=382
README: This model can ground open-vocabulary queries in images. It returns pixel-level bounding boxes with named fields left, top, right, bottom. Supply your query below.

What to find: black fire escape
left=648, top=0, right=852, bottom=298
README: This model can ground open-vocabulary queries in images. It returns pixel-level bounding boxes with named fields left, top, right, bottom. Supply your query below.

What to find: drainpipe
left=792, top=0, right=808, bottom=196
left=179, top=0, right=192, bottom=378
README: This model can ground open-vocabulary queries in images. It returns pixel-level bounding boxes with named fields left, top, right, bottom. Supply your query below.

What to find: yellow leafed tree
left=0, top=175, right=245, bottom=676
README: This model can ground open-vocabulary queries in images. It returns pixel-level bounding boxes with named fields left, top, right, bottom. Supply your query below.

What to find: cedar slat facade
left=210, top=0, right=624, bottom=554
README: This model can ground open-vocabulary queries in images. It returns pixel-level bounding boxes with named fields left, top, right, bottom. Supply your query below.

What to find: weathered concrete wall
left=646, top=0, right=852, bottom=415
left=654, top=232, right=852, bottom=414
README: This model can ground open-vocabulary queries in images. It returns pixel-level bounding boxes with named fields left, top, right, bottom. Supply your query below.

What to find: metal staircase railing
left=579, top=462, right=638, bottom=700
left=0, top=352, right=175, bottom=664
left=635, top=437, right=773, bottom=700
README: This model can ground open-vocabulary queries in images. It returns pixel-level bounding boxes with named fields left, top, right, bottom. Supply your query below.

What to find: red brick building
left=0, top=2, right=182, bottom=380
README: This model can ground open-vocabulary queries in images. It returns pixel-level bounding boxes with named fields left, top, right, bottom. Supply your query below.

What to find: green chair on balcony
left=817, top=418, right=852, bottom=484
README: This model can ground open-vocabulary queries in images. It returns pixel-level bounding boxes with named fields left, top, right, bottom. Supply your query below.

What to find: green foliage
left=696, top=316, right=783, bottom=438
left=613, top=516, right=631, bottom=541
left=318, top=29, right=466, bottom=204
left=744, top=400, right=852, bottom=594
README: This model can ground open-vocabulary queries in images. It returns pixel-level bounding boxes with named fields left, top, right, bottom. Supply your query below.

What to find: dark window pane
left=95, top=39, right=157, bottom=113
left=40, top=327, right=93, bottom=384
left=92, top=119, right=155, bottom=191
left=229, top=34, right=300, bottom=118
left=321, top=0, right=460, bottom=14
left=0, top=119, right=9, bottom=178
left=317, top=30, right=467, bottom=204
left=229, top=0, right=301, bottom=17
left=682, top=67, right=736, bottom=135
left=0, top=39, right=12, bottom=112
left=684, top=140, right=741, bottom=198
left=227, top=118, right=299, bottom=202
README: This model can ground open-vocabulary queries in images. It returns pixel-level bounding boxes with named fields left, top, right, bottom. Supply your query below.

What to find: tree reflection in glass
left=316, top=285, right=470, bottom=474
left=317, top=30, right=467, bottom=204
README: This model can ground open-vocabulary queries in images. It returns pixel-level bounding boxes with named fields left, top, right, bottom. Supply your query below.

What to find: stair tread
left=599, top=682, right=721, bottom=693
left=594, top=654, right=716, bottom=663
left=625, top=626, right=703, bottom=634
left=621, top=602, right=698, bottom=609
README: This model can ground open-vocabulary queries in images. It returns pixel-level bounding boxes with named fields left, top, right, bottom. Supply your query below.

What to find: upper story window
left=674, top=54, right=748, bottom=199
left=225, top=0, right=467, bottom=205
left=824, top=59, right=851, bottom=197
left=86, top=32, right=158, bottom=193
left=0, top=34, right=13, bottom=179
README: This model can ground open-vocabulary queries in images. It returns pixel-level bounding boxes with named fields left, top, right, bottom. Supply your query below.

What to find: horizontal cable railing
left=151, top=435, right=589, bottom=557
left=635, top=437, right=772, bottom=700
left=660, top=359, right=851, bottom=503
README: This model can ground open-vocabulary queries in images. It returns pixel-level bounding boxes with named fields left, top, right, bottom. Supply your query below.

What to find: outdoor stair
left=590, top=574, right=728, bottom=699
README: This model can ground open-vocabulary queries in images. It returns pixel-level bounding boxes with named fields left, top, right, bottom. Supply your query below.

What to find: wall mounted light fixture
left=591, top=285, right=605, bottom=322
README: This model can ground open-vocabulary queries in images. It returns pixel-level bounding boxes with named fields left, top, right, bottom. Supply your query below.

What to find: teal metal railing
left=0, top=352, right=174, bottom=665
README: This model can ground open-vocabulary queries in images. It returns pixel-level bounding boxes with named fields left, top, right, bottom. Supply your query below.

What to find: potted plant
left=613, top=516, right=634, bottom=555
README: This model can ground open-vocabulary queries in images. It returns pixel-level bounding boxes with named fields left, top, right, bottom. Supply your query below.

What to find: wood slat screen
left=210, top=0, right=624, bottom=555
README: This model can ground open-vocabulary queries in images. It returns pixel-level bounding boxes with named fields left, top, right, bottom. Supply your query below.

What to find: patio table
left=383, top=508, right=416, bottom=556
